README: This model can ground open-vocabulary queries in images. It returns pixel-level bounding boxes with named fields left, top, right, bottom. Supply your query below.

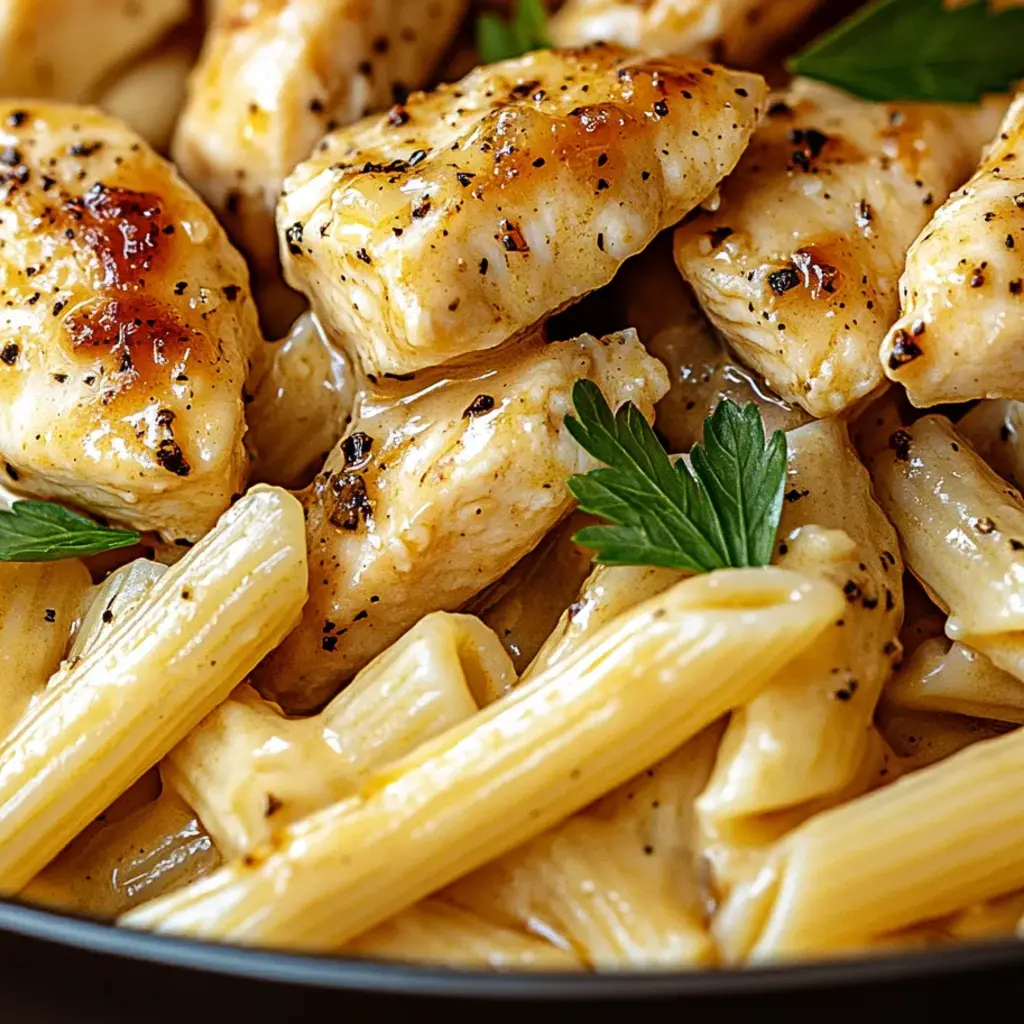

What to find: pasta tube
left=523, top=564, right=683, bottom=681
left=470, top=512, right=598, bottom=675
left=957, top=399, right=1024, bottom=489
left=871, top=415, right=1024, bottom=679
left=348, top=899, right=580, bottom=969
left=164, top=613, right=511, bottom=858
left=716, top=724, right=1024, bottom=961
left=0, top=485, right=307, bottom=893
left=67, top=558, right=167, bottom=666
left=884, top=636, right=1024, bottom=725
left=444, top=723, right=725, bottom=969
left=121, top=567, right=842, bottom=950
left=699, top=418, right=904, bottom=830
left=22, top=779, right=219, bottom=920
left=0, top=560, right=91, bottom=738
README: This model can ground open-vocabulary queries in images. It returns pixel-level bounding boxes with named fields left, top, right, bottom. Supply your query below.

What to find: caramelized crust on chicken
left=173, top=0, right=466, bottom=330
left=0, top=104, right=262, bottom=540
left=253, top=329, right=668, bottom=713
left=278, top=45, right=767, bottom=376
left=551, top=0, right=822, bottom=65
left=881, top=94, right=1024, bottom=406
left=674, top=81, right=1004, bottom=418
left=0, top=0, right=190, bottom=101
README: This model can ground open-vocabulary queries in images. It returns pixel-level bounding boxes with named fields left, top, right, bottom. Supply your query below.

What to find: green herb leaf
left=0, top=500, right=141, bottom=562
left=789, top=0, right=1024, bottom=103
left=565, top=381, right=787, bottom=572
left=476, top=0, right=551, bottom=65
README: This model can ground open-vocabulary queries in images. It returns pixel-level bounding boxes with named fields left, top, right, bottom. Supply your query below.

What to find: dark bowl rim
left=3, top=897, right=1024, bottom=999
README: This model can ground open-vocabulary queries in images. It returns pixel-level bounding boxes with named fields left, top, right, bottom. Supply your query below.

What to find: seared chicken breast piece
left=551, top=0, right=822, bottom=65
left=0, top=0, right=190, bottom=102
left=881, top=94, right=1024, bottom=406
left=278, top=45, right=767, bottom=376
left=674, top=80, right=1004, bottom=418
left=253, top=329, right=668, bottom=713
left=0, top=104, right=262, bottom=541
left=173, top=0, right=467, bottom=331
left=613, top=235, right=809, bottom=451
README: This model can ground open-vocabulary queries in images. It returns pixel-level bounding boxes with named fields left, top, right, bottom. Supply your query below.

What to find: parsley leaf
left=789, top=0, right=1024, bottom=103
left=0, top=500, right=141, bottom=562
left=565, top=381, right=787, bottom=572
left=476, top=0, right=551, bottom=65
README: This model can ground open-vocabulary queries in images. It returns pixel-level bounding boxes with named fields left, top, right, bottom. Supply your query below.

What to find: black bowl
left=3, top=897, right=1024, bottom=1021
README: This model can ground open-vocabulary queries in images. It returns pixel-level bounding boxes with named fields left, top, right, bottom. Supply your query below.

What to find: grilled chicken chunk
left=173, top=0, right=467, bottom=332
left=0, top=104, right=262, bottom=541
left=674, top=80, right=1005, bottom=418
left=253, top=329, right=668, bottom=713
left=551, top=0, right=822, bottom=65
left=278, top=45, right=767, bottom=376
left=881, top=94, right=1024, bottom=406
left=0, top=0, right=190, bottom=102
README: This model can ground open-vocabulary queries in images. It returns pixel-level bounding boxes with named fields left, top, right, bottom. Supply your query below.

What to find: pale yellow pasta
left=444, top=722, right=725, bottom=969
left=120, top=567, right=842, bottom=950
left=348, top=899, right=581, bottom=969
left=523, top=563, right=683, bottom=681
left=471, top=512, right=598, bottom=675
left=0, top=485, right=307, bottom=893
left=0, top=559, right=91, bottom=739
left=698, top=418, right=903, bottom=832
left=957, top=399, right=1024, bottom=488
left=871, top=415, right=1024, bottom=679
left=66, top=558, right=167, bottom=666
left=22, top=777, right=219, bottom=920
left=716, top=724, right=1024, bottom=961
left=164, top=612, right=511, bottom=858
left=884, top=636, right=1024, bottom=724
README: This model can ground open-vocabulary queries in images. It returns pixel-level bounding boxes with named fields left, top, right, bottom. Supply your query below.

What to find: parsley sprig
left=476, top=0, right=551, bottom=65
left=791, top=0, right=1024, bottom=103
left=565, top=381, right=787, bottom=572
left=0, top=500, right=141, bottom=562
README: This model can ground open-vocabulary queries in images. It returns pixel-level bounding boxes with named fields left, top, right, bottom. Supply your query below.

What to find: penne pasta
left=470, top=512, right=599, bottom=675
left=22, top=776, right=220, bottom=920
left=957, top=399, right=1024, bottom=489
left=884, top=636, right=1024, bottom=725
left=120, top=568, right=842, bottom=950
left=347, top=898, right=581, bottom=970
left=871, top=415, right=1024, bottom=681
left=716, top=724, right=1024, bottom=962
left=0, top=486, right=307, bottom=893
left=164, top=612, right=511, bottom=858
left=0, top=559, right=91, bottom=738
left=444, top=723, right=725, bottom=969
left=698, top=419, right=904, bottom=833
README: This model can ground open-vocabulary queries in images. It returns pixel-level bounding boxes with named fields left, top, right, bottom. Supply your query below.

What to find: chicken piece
left=253, top=329, right=669, bottom=713
left=278, top=45, right=767, bottom=376
left=96, top=31, right=198, bottom=155
left=0, top=104, right=263, bottom=541
left=173, top=0, right=467, bottom=335
left=674, top=80, right=1004, bottom=418
left=0, top=0, right=190, bottom=102
left=248, top=312, right=357, bottom=488
left=550, top=0, right=822, bottom=65
left=881, top=95, right=1024, bottom=406
left=613, top=234, right=809, bottom=450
